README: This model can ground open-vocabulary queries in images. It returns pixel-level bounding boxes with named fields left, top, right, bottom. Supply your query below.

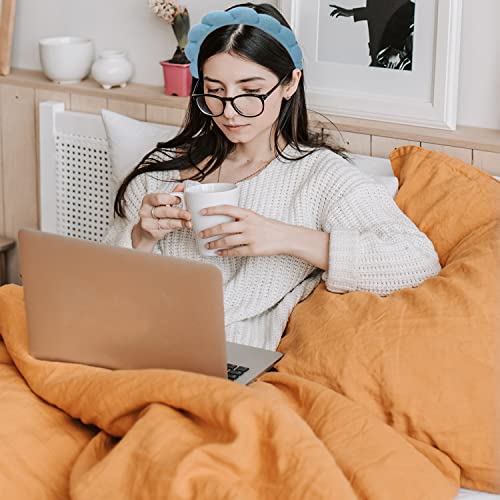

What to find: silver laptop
left=18, top=229, right=282, bottom=385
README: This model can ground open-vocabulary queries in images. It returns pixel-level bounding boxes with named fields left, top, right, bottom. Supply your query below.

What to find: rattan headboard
left=39, top=101, right=112, bottom=243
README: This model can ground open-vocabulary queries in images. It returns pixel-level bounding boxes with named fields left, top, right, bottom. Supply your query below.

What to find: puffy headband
left=185, top=6, right=303, bottom=79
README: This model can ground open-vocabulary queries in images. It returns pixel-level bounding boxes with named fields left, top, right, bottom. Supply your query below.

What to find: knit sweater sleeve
left=101, top=174, right=162, bottom=255
left=320, top=177, right=441, bottom=296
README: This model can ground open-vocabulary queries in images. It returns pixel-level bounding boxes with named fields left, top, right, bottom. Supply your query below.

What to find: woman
left=103, top=3, right=441, bottom=351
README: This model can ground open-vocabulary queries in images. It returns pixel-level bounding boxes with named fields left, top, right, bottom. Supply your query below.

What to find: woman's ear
left=284, top=69, right=302, bottom=99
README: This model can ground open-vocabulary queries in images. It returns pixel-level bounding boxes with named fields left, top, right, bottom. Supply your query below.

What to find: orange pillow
left=277, top=146, right=500, bottom=493
left=391, top=146, right=499, bottom=265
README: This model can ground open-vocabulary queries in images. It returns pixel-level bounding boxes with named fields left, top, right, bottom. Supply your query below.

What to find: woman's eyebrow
left=204, top=76, right=267, bottom=84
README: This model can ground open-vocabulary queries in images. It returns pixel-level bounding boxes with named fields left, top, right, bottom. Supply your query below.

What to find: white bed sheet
left=456, top=488, right=500, bottom=499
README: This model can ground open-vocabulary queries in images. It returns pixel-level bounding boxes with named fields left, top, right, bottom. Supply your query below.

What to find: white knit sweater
left=102, top=146, right=441, bottom=351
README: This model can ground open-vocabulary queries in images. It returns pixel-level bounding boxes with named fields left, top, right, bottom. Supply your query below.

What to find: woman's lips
left=224, top=124, right=249, bottom=130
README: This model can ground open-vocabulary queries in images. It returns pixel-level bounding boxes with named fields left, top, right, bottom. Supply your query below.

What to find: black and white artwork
left=319, top=0, right=415, bottom=71
left=279, top=0, right=461, bottom=128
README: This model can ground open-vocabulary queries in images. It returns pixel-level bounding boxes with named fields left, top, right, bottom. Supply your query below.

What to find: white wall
left=10, top=0, right=499, bottom=130
left=10, top=0, right=243, bottom=88
left=457, top=0, right=500, bottom=130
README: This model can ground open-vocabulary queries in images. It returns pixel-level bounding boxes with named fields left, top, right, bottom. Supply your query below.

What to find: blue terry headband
left=185, top=6, right=303, bottom=79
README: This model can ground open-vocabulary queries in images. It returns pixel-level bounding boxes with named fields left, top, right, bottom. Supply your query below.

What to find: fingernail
left=200, top=209, right=207, bottom=215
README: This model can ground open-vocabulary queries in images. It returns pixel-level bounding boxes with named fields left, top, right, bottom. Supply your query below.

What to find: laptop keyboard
left=227, top=363, right=250, bottom=381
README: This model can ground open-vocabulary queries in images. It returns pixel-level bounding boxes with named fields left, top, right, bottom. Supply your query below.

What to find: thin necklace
left=217, top=157, right=276, bottom=184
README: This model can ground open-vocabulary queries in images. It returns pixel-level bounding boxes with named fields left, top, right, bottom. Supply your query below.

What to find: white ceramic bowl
left=39, top=36, right=94, bottom=84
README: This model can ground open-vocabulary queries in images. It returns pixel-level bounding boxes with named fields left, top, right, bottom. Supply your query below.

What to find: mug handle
left=170, top=191, right=185, bottom=209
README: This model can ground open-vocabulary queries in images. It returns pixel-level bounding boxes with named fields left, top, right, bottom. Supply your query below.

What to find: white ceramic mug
left=171, top=183, right=240, bottom=257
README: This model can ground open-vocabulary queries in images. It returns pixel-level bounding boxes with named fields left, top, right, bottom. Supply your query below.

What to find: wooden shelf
left=0, top=68, right=189, bottom=109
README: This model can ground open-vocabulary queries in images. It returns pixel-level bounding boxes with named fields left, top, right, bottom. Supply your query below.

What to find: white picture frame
left=278, top=0, right=463, bottom=130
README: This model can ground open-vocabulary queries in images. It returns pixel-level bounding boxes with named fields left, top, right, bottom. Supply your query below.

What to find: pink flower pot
left=160, top=61, right=192, bottom=97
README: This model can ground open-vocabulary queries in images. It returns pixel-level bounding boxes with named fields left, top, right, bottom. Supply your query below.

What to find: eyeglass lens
left=196, top=95, right=264, bottom=117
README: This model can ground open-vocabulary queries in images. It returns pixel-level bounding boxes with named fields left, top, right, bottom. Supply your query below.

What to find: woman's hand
left=198, top=205, right=293, bottom=257
left=132, top=183, right=192, bottom=251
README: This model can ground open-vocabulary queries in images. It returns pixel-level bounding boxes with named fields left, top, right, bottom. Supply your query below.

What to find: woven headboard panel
left=39, top=101, right=112, bottom=242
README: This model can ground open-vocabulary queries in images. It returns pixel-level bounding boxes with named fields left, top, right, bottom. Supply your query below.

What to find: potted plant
left=149, top=0, right=192, bottom=96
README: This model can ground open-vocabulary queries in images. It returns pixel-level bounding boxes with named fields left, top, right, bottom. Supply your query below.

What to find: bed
left=0, top=101, right=498, bottom=499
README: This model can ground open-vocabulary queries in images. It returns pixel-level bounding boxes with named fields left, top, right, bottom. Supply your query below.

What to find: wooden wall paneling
left=338, top=131, right=371, bottom=156
left=371, top=136, right=420, bottom=158
left=107, top=99, right=146, bottom=120
left=420, top=143, right=473, bottom=164
left=309, top=110, right=500, bottom=153
left=35, top=88, right=70, bottom=106
left=3, top=69, right=499, bottom=152
left=472, top=150, right=500, bottom=177
left=323, top=128, right=371, bottom=155
left=146, top=105, right=186, bottom=126
left=70, top=94, right=107, bottom=114
left=1, top=84, right=38, bottom=284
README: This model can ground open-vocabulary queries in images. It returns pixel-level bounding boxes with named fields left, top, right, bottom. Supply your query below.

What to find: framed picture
left=278, top=0, right=463, bottom=129
left=0, top=0, right=16, bottom=76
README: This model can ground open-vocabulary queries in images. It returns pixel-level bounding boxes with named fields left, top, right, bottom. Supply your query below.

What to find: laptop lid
left=18, top=229, right=227, bottom=377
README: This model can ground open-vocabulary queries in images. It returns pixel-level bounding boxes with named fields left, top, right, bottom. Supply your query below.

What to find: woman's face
left=200, top=52, right=300, bottom=144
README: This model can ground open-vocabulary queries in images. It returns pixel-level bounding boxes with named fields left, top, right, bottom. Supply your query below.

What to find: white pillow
left=349, top=153, right=399, bottom=198
left=100, top=109, right=180, bottom=200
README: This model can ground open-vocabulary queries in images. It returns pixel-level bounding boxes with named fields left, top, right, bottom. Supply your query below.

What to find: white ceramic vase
left=91, top=50, right=134, bottom=90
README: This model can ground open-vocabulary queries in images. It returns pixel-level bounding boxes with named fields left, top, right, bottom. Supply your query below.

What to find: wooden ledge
left=0, top=68, right=189, bottom=109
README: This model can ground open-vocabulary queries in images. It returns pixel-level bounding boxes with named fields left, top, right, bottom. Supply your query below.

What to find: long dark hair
left=114, top=2, right=346, bottom=218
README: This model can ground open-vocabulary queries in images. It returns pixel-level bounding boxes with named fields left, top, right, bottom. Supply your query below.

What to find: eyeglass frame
left=191, top=73, right=291, bottom=118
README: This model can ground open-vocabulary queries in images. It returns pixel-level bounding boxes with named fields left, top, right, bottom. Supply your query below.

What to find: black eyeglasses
left=192, top=73, right=289, bottom=118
